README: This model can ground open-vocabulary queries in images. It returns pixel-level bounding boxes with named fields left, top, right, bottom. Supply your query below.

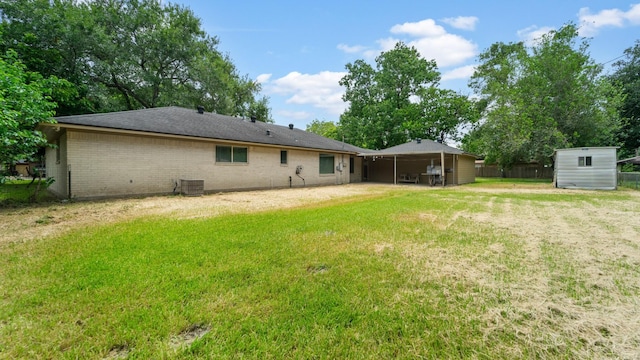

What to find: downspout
left=67, top=165, right=72, bottom=199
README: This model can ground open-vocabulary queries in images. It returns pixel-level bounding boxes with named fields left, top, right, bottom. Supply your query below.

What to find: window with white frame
left=578, top=156, right=592, bottom=167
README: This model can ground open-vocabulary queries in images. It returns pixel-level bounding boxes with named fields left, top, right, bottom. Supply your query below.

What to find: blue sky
left=173, top=1, right=640, bottom=130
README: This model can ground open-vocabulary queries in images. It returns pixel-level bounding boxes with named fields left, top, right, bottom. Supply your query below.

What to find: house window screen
left=578, top=156, right=592, bottom=167
left=216, top=145, right=247, bottom=163
left=319, top=154, right=335, bottom=174
left=233, top=147, right=247, bottom=163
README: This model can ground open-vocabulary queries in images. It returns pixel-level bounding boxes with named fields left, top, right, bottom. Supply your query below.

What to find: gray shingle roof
left=360, top=139, right=469, bottom=156
left=52, top=106, right=365, bottom=153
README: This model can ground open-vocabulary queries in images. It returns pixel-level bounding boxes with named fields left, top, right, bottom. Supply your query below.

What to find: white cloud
left=388, top=19, right=478, bottom=64
left=441, top=16, right=479, bottom=31
left=337, top=43, right=367, bottom=54
left=627, top=3, right=640, bottom=24
left=577, top=3, right=640, bottom=36
left=346, top=18, right=478, bottom=68
left=391, top=19, right=447, bottom=37
left=267, top=71, right=348, bottom=116
left=517, top=25, right=555, bottom=45
left=441, top=65, right=477, bottom=81
left=256, top=73, right=272, bottom=83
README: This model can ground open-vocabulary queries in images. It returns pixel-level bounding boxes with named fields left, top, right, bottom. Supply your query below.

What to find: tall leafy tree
left=306, top=119, right=339, bottom=140
left=84, top=0, right=211, bottom=110
left=610, top=40, right=640, bottom=158
left=0, top=0, right=94, bottom=115
left=467, top=24, right=623, bottom=168
left=0, top=50, right=65, bottom=178
left=0, top=0, right=271, bottom=120
left=339, top=42, right=478, bottom=149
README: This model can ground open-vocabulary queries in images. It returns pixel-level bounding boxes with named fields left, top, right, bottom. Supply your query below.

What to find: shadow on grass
left=0, top=179, right=56, bottom=207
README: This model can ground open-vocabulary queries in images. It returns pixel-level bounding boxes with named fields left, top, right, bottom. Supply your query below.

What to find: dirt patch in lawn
left=0, top=184, right=390, bottom=244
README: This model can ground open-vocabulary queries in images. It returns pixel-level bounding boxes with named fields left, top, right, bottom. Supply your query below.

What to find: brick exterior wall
left=46, top=129, right=356, bottom=199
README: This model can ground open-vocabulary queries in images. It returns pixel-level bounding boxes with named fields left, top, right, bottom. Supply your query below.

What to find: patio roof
left=358, top=139, right=474, bottom=157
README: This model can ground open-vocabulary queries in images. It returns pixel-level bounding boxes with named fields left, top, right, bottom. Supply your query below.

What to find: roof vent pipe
left=416, top=138, right=421, bottom=144
left=197, top=105, right=204, bottom=114
left=289, top=124, right=294, bottom=130
left=266, top=129, right=271, bottom=136
left=250, top=116, right=257, bottom=123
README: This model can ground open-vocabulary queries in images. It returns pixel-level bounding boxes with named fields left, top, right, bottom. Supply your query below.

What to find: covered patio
left=359, top=139, right=477, bottom=186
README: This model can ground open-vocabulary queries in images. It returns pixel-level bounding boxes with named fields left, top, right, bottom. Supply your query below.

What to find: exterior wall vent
left=180, top=179, right=204, bottom=196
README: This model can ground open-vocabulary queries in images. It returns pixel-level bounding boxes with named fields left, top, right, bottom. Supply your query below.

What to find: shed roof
left=42, top=106, right=366, bottom=154
left=552, top=146, right=619, bottom=156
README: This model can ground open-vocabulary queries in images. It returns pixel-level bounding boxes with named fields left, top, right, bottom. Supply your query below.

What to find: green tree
left=339, top=42, right=477, bottom=149
left=0, top=50, right=63, bottom=178
left=306, top=120, right=339, bottom=140
left=610, top=40, right=640, bottom=158
left=0, top=0, right=95, bottom=115
left=467, top=23, right=622, bottom=168
left=0, top=0, right=271, bottom=119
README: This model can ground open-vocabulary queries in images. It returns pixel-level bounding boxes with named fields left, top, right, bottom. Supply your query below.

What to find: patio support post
left=440, top=151, right=445, bottom=187
left=394, top=155, right=397, bottom=185
left=453, top=154, right=457, bottom=185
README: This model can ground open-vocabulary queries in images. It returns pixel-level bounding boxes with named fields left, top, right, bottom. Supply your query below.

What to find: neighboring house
left=553, top=147, right=618, bottom=190
left=617, top=155, right=640, bottom=171
left=38, top=107, right=365, bottom=199
left=359, top=139, right=476, bottom=186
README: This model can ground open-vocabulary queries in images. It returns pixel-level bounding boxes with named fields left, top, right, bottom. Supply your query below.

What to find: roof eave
left=39, top=122, right=359, bottom=154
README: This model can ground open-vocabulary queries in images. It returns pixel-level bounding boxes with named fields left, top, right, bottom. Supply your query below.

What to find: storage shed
left=553, top=147, right=618, bottom=190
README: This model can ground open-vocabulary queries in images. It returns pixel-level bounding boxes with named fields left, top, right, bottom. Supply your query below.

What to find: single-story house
left=37, top=106, right=477, bottom=199
left=359, top=139, right=477, bottom=186
left=553, top=147, right=618, bottom=190
left=38, top=106, right=366, bottom=199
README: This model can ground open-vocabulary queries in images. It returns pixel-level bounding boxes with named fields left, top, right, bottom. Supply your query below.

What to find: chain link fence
left=618, top=172, right=640, bottom=189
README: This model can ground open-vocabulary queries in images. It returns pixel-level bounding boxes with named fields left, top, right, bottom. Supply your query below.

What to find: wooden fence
left=476, top=164, right=554, bottom=179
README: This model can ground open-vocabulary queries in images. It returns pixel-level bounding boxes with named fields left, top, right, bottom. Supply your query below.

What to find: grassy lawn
left=1, top=182, right=639, bottom=359
left=0, top=179, right=56, bottom=206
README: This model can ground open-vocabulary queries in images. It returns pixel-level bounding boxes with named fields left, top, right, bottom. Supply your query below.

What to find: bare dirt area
left=0, top=184, right=390, bottom=244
